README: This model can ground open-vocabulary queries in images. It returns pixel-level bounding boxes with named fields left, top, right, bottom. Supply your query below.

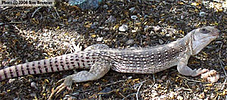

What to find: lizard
left=0, top=26, right=220, bottom=99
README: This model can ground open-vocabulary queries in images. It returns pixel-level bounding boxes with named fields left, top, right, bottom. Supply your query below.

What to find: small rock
left=71, top=92, right=80, bottom=96
left=119, top=24, right=128, bottom=32
left=83, top=83, right=91, bottom=88
left=31, top=82, right=38, bottom=89
left=151, top=90, right=158, bottom=97
left=43, top=33, right=48, bottom=37
left=126, top=39, right=134, bottom=45
left=104, top=27, right=109, bottom=31
left=132, top=30, right=137, bottom=33
left=68, top=0, right=102, bottom=10
left=159, top=95, right=168, bottom=99
left=131, top=15, right=138, bottom=20
left=199, top=92, right=205, bottom=99
left=153, top=26, right=161, bottom=32
left=8, top=79, right=16, bottom=83
left=99, top=87, right=112, bottom=94
left=97, top=37, right=103, bottom=41
left=159, top=39, right=164, bottom=44
left=30, top=93, right=37, bottom=98
left=210, top=93, right=216, bottom=99
left=169, top=92, right=176, bottom=99
left=127, top=76, right=132, bottom=79
left=105, top=15, right=116, bottom=23
left=129, top=7, right=135, bottom=12
left=91, top=22, right=99, bottom=29
left=98, top=87, right=112, bottom=97
left=63, top=94, right=77, bottom=100
left=199, top=11, right=206, bottom=17
left=177, top=95, right=183, bottom=100
left=99, top=26, right=105, bottom=29
left=103, top=4, right=108, bottom=9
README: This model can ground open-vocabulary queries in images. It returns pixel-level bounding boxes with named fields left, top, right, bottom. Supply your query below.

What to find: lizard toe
left=48, top=76, right=73, bottom=100
left=191, top=68, right=209, bottom=77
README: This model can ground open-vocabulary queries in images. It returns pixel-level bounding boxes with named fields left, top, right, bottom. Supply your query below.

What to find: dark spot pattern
left=27, top=65, right=30, bottom=75
left=3, top=69, right=7, bottom=79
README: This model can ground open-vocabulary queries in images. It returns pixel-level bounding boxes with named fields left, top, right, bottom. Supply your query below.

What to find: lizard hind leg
left=48, top=61, right=111, bottom=99
left=71, top=61, right=111, bottom=82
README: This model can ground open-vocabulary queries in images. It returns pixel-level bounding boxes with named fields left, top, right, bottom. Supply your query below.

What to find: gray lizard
left=0, top=26, right=220, bottom=99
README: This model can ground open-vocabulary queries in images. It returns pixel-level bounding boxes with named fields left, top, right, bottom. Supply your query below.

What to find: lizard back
left=101, top=40, right=187, bottom=74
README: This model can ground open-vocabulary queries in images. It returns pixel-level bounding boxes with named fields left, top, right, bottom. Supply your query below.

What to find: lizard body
left=0, top=26, right=220, bottom=99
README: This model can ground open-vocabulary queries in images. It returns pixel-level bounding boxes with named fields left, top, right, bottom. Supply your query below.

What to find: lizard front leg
left=177, top=54, right=219, bottom=83
left=48, top=61, right=111, bottom=100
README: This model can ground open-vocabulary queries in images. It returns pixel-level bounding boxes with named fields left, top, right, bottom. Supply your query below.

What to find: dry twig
left=136, top=80, right=146, bottom=100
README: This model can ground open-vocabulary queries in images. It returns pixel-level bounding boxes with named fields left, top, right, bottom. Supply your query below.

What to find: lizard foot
left=191, top=68, right=209, bottom=77
left=48, top=76, right=73, bottom=100
left=201, top=70, right=220, bottom=83
left=190, top=68, right=219, bottom=83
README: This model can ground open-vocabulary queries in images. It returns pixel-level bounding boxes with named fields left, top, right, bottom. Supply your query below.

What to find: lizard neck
left=178, top=31, right=194, bottom=56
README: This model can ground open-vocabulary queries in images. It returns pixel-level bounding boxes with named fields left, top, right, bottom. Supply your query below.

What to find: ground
left=0, top=0, right=227, bottom=99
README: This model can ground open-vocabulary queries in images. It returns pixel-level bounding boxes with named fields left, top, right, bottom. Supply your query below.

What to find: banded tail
left=0, top=52, right=97, bottom=81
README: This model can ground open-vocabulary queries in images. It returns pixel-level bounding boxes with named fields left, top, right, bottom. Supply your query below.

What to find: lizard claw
left=48, top=76, right=73, bottom=100
left=70, top=42, right=82, bottom=53
left=48, top=82, right=67, bottom=100
left=191, top=68, right=209, bottom=77
left=74, top=43, right=82, bottom=51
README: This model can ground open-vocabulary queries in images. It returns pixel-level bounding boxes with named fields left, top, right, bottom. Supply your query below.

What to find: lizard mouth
left=212, top=33, right=219, bottom=37
left=212, top=29, right=220, bottom=36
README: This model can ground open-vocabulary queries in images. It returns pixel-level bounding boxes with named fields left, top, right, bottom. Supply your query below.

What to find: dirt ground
left=0, top=0, right=227, bottom=99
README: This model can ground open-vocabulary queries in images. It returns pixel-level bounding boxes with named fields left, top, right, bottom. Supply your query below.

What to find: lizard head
left=189, top=26, right=220, bottom=55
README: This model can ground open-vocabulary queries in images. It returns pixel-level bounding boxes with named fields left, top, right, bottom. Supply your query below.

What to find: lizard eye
left=200, top=28, right=210, bottom=34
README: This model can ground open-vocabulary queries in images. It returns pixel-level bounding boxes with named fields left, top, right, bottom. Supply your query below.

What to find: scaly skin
left=0, top=26, right=220, bottom=99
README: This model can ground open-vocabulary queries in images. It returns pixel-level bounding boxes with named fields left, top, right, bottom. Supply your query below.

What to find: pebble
left=177, top=95, right=183, bottom=100
left=159, top=39, right=164, bottom=44
left=199, top=11, right=206, bottom=17
left=151, top=90, right=158, bottom=97
left=129, top=7, right=135, bottom=12
left=30, top=93, right=37, bottom=98
left=63, top=95, right=77, bottom=100
left=119, top=24, right=128, bottom=32
left=43, top=33, right=48, bottom=37
left=91, top=22, right=99, bottom=29
left=103, top=4, right=108, bottom=9
left=153, top=26, right=161, bottom=32
left=159, top=95, right=168, bottom=99
left=104, top=27, right=109, bottom=31
left=105, top=15, right=116, bottom=23
left=99, top=87, right=112, bottom=94
left=97, top=37, right=103, bottom=41
left=31, top=82, right=38, bottom=89
left=131, top=30, right=137, bottom=33
left=8, top=79, right=16, bottom=83
left=99, top=26, right=105, bottom=29
left=131, top=15, right=138, bottom=20
left=126, top=39, right=134, bottom=45
left=127, top=76, right=132, bottom=79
